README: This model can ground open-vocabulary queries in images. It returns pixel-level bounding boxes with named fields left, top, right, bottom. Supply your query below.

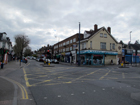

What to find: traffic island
left=119, top=63, right=129, bottom=68
left=40, top=64, right=55, bottom=67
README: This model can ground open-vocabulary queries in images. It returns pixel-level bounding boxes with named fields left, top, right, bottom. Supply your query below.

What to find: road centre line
left=99, top=70, right=111, bottom=80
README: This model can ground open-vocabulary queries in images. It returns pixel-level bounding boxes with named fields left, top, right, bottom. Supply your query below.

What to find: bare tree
left=24, top=47, right=33, bottom=57
left=135, top=40, right=139, bottom=44
left=13, top=34, right=30, bottom=66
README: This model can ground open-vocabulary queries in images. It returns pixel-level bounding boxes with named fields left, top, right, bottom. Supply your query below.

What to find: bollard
left=121, top=63, right=123, bottom=67
left=48, top=61, right=50, bottom=65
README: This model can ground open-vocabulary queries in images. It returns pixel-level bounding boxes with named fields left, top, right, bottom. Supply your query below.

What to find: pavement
left=0, top=60, right=26, bottom=105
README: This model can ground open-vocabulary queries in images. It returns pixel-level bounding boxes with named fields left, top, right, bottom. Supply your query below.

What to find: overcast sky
left=0, top=0, right=140, bottom=51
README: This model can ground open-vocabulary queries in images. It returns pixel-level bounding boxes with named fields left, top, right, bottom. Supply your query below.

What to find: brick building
left=53, top=33, right=83, bottom=63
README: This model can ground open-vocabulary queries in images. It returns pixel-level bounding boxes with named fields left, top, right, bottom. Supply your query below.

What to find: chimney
left=107, top=27, right=111, bottom=34
left=94, top=24, right=98, bottom=31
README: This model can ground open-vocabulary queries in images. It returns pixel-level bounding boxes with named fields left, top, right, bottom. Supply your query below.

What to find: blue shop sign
left=77, top=50, right=118, bottom=55
left=65, top=52, right=70, bottom=55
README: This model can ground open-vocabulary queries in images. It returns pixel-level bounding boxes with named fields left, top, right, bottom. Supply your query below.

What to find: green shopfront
left=77, top=50, right=118, bottom=65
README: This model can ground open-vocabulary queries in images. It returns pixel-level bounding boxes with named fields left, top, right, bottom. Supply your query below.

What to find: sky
left=0, top=0, right=140, bottom=51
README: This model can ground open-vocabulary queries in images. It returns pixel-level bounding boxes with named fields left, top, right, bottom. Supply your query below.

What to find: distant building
left=53, top=33, right=83, bottom=63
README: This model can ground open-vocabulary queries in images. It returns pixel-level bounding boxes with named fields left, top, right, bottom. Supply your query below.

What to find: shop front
left=65, top=52, right=71, bottom=63
left=60, top=52, right=65, bottom=62
left=77, top=50, right=118, bottom=65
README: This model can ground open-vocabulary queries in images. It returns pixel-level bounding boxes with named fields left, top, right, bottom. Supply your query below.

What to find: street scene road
left=23, top=60, right=140, bottom=105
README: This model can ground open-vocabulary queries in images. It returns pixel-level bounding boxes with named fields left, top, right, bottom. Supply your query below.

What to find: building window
left=70, top=47, right=72, bottom=51
left=63, top=42, right=65, bottom=46
left=100, top=42, right=106, bottom=49
left=66, top=47, right=69, bottom=51
left=100, top=33, right=103, bottom=37
left=84, top=42, right=86, bottom=49
left=110, top=43, right=112, bottom=50
left=73, top=38, right=76, bottom=42
left=82, top=43, right=84, bottom=49
left=112, top=43, right=115, bottom=49
left=90, top=41, right=92, bottom=49
left=70, top=40, right=72, bottom=43
left=104, top=34, right=107, bottom=38
left=63, top=48, right=65, bottom=52
left=66, top=41, right=69, bottom=45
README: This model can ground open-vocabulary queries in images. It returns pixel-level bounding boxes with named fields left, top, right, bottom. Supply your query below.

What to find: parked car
left=33, top=57, right=36, bottom=60
left=36, top=57, right=43, bottom=62
left=54, top=59, right=59, bottom=64
left=36, top=58, right=39, bottom=61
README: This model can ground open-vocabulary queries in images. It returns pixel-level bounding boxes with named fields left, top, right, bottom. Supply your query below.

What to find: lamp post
left=130, top=31, right=132, bottom=65
left=55, top=36, right=59, bottom=60
left=78, top=22, right=81, bottom=66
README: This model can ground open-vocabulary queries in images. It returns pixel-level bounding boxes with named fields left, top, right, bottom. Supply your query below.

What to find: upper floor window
left=110, top=43, right=112, bottom=50
left=66, top=47, right=69, bottom=51
left=100, top=33, right=103, bottom=37
left=112, top=43, right=115, bottom=50
left=104, top=34, right=107, bottom=38
left=66, top=41, right=69, bottom=45
left=70, top=40, right=72, bottom=43
left=82, top=43, right=84, bottom=49
left=90, top=41, right=92, bottom=49
left=73, top=38, right=76, bottom=42
left=84, top=42, right=86, bottom=49
left=63, top=42, right=65, bottom=46
left=63, top=48, right=65, bottom=52
left=100, top=42, right=106, bottom=49
left=70, top=47, right=72, bottom=51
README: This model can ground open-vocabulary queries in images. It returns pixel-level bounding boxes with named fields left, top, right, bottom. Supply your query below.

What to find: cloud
left=0, top=0, right=140, bottom=51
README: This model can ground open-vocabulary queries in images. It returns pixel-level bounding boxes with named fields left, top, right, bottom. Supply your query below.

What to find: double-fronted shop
left=77, top=50, right=118, bottom=65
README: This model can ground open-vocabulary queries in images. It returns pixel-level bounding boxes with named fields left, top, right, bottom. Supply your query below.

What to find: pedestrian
left=25, top=58, right=27, bottom=64
left=118, top=59, right=120, bottom=65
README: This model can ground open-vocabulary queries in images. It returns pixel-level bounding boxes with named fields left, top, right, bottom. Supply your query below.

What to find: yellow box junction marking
left=23, top=68, right=32, bottom=87
left=99, top=70, right=111, bottom=80
left=122, top=73, right=125, bottom=78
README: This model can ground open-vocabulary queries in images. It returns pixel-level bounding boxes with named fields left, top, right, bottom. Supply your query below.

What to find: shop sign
left=77, top=50, right=118, bottom=55
left=73, top=44, right=77, bottom=47
left=71, top=51, right=75, bottom=54
left=65, top=52, right=70, bottom=55
left=61, top=53, right=65, bottom=56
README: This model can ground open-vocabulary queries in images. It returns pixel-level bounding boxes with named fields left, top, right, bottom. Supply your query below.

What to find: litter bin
left=1, top=63, right=4, bottom=69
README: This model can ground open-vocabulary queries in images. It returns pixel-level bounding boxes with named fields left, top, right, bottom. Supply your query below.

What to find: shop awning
left=77, top=50, right=118, bottom=55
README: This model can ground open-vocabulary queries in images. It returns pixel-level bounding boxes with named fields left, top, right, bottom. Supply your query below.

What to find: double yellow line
left=4, top=77, right=28, bottom=99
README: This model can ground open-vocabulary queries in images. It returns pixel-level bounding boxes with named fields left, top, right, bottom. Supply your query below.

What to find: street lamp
left=130, top=31, right=132, bottom=65
left=55, top=36, right=59, bottom=60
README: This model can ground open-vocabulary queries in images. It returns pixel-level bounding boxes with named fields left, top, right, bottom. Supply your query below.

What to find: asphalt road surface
left=24, top=60, right=140, bottom=105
